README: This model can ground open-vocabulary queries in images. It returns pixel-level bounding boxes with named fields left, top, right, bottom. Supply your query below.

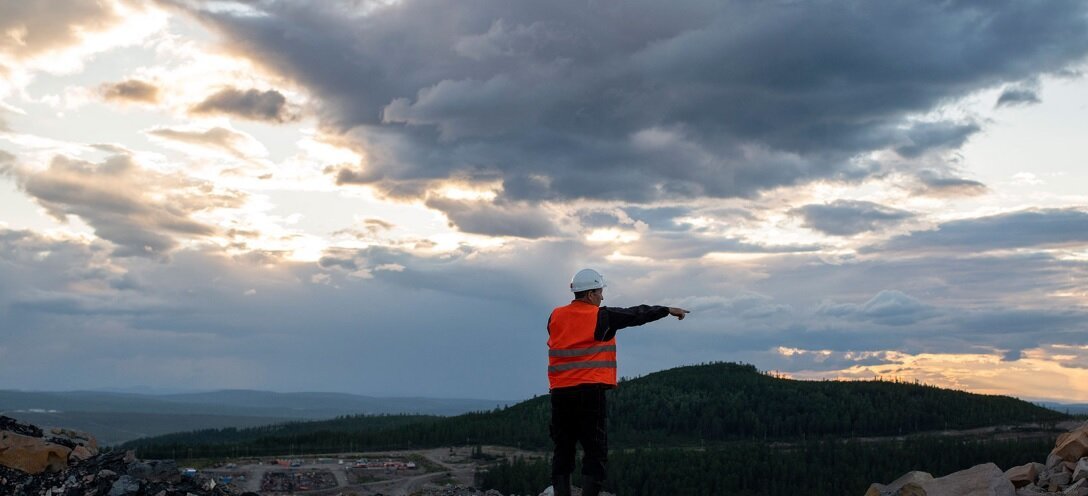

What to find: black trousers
left=550, top=384, right=608, bottom=479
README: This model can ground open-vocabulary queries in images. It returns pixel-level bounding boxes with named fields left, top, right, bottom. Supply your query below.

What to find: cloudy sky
left=1, top=0, right=1087, bottom=403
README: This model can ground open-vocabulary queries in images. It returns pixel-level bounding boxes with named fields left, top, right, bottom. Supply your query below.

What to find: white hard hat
left=570, top=268, right=606, bottom=293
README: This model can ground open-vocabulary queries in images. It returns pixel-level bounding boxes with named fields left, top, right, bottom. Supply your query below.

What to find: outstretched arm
left=594, top=305, right=690, bottom=341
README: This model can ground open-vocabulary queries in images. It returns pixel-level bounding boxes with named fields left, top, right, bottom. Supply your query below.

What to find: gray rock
left=1006, top=463, right=1041, bottom=488
left=1075, top=459, right=1088, bottom=483
left=1053, top=471, right=1073, bottom=488
left=108, top=475, right=140, bottom=496
left=909, top=463, right=1015, bottom=496
left=127, top=462, right=152, bottom=478
left=866, top=470, right=934, bottom=496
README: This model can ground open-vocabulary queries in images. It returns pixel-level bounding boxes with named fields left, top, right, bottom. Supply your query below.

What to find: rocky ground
left=5, top=415, right=604, bottom=496
left=867, top=420, right=1088, bottom=496
left=1, top=415, right=253, bottom=496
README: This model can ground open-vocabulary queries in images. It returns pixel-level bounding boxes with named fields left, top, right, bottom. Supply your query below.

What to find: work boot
left=552, top=474, right=571, bottom=496
left=581, top=475, right=603, bottom=496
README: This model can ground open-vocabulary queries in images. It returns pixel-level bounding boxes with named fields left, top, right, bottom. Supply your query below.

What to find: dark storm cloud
left=100, top=79, right=160, bottom=103
left=627, top=232, right=820, bottom=260
left=911, top=170, right=989, bottom=197
left=793, top=200, right=914, bottom=236
left=317, top=249, right=359, bottom=271
left=895, top=122, right=980, bottom=158
left=623, top=206, right=694, bottom=230
left=178, top=0, right=1088, bottom=202
left=190, top=87, right=297, bottom=122
left=954, top=307, right=1086, bottom=336
left=996, top=85, right=1042, bottom=107
left=424, top=197, right=559, bottom=239
left=737, top=249, right=1088, bottom=356
left=7, top=153, right=244, bottom=257
left=1003, top=349, right=1025, bottom=361
left=936, top=307, right=1088, bottom=360
left=874, top=208, right=1088, bottom=253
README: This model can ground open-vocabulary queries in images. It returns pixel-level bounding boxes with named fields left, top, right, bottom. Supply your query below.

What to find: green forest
left=478, top=436, right=1057, bottom=496
left=122, top=362, right=1072, bottom=494
left=126, top=362, right=1066, bottom=457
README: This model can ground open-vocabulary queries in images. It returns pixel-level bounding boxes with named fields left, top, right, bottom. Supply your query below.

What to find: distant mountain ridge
left=0, top=389, right=511, bottom=418
left=1036, top=401, right=1088, bottom=415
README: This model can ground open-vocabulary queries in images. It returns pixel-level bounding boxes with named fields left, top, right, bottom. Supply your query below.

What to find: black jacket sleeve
left=594, top=305, right=671, bottom=341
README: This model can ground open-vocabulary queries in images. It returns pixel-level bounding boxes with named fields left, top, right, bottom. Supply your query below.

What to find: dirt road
left=203, top=445, right=545, bottom=495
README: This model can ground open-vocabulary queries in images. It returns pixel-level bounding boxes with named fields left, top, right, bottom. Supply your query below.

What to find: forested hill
left=125, top=362, right=1067, bottom=458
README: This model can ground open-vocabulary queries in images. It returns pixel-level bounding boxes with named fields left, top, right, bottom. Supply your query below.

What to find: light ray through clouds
left=0, top=0, right=1087, bottom=401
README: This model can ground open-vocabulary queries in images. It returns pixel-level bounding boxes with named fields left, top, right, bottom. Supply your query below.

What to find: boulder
left=127, top=461, right=153, bottom=478
left=2, top=418, right=239, bottom=496
left=70, top=444, right=97, bottom=462
left=1051, top=470, right=1073, bottom=491
left=108, top=474, right=140, bottom=496
left=1053, top=427, right=1088, bottom=463
left=1075, top=459, right=1088, bottom=483
left=0, top=417, right=42, bottom=438
left=0, top=430, right=72, bottom=474
left=906, top=463, right=1016, bottom=496
left=48, top=427, right=98, bottom=452
left=147, top=459, right=180, bottom=482
left=1006, top=463, right=1042, bottom=488
left=866, top=471, right=934, bottom=496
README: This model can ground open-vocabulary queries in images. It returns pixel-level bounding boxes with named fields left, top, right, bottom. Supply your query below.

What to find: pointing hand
left=668, top=307, right=690, bottom=320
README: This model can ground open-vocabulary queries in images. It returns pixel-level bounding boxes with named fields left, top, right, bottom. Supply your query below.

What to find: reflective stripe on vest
left=548, top=345, right=617, bottom=357
left=547, top=301, right=618, bottom=389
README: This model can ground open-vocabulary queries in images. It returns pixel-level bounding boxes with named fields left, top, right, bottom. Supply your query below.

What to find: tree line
left=125, top=362, right=1067, bottom=459
left=478, top=435, right=1058, bottom=496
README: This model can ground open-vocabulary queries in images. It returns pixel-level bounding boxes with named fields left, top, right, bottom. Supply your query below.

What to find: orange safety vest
left=547, top=301, right=617, bottom=390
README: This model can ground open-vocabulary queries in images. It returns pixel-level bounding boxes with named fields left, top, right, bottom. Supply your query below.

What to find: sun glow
left=432, top=182, right=501, bottom=201
left=586, top=228, right=640, bottom=243
left=786, top=349, right=1088, bottom=402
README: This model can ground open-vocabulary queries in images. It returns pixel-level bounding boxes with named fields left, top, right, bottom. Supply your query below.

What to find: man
left=547, top=268, right=689, bottom=496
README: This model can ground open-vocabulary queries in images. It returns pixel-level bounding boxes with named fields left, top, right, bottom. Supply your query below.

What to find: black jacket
left=592, top=304, right=671, bottom=341
left=547, top=301, right=671, bottom=341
